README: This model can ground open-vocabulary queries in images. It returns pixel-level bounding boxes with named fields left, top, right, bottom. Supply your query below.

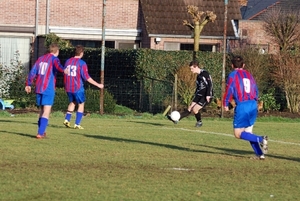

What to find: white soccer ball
left=170, top=111, right=181, bottom=121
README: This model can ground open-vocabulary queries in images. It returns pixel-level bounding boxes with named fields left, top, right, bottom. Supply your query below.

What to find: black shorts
left=192, top=95, right=212, bottom=107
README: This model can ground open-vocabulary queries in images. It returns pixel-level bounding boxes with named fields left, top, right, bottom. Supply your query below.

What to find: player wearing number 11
left=63, top=45, right=104, bottom=129
left=223, top=55, right=268, bottom=160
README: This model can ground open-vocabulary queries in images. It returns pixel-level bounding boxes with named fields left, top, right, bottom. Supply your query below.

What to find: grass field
left=0, top=111, right=300, bottom=201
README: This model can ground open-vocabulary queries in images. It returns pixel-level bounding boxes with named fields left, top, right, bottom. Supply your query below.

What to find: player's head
left=49, top=43, right=59, bottom=56
left=231, top=55, right=245, bottom=69
left=189, top=60, right=199, bottom=68
left=75, top=45, right=85, bottom=57
left=189, top=60, right=201, bottom=74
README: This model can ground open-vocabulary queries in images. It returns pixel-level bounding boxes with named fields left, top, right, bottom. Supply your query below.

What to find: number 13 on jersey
left=65, top=65, right=77, bottom=77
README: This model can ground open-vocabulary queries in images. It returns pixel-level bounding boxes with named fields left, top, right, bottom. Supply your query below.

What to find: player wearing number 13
left=63, top=45, right=104, bottom=129
left=25, top=43, right=66, bottom=139
left=223, top=55, right=268, bottom=160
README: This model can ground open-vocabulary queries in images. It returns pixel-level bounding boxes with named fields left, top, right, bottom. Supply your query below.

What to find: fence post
left=139, top=80, right=143, bottom=112
left=174, top=74, right=178, bottom=110
left=149, top=79, right=154, bottom=113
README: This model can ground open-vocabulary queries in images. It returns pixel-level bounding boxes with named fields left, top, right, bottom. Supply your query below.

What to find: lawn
left=0, top=111, right=300, bottom=201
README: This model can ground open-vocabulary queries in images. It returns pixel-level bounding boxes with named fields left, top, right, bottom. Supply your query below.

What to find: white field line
left=166, top=168, right=195, bottom=171
left=163, top=127, right=300, bottom=146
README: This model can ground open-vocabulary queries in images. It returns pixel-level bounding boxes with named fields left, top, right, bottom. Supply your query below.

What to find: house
left=0, top=0, right=242, bottom=68
left=139, top=0, right=241, bottom=51
left=241, top=0, right=300, bottom=20
left=238, top=0, right=300, bottom=54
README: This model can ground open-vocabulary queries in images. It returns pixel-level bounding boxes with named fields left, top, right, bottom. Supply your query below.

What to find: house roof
left=140, top=0, right=242, bottom=38
left=241, top=0, right=300, bottom=20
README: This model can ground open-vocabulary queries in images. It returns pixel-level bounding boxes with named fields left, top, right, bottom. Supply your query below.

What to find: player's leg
left=191, top=104, right=203, bottom=127
left=36, top=94, right=54, bottom=139
left=36, top=94, right=43, bottom=127
left=74, top=90, right=85, bottom=129
left=64, top=93, right=75, bottom=128
left=233, top=101, right=268, bottom=154
left=191, top=95, right=207, bottom=127
left=245, top=126, right=265, bottom=159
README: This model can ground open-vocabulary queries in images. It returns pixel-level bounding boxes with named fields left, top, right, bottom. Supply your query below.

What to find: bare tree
left=263, top=8, right=300, bottom=51
left=183, top=5, right=216, bottom=52
left=238, top=0, right=248, bottom=6
left=176, top=65, right=197, bottom=106
left=263, top=8, right=300, bottom=112
left=271, top=51, right=300, bottom=113
left=232, top=47, right=270, bottom=94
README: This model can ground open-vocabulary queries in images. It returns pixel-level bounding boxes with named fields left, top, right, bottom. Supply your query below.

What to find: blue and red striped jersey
left=26, top=53, right=64, bottom=94
left=63, top=58, right=91, bottom=93
left=223, top=69, right=258, bottom=107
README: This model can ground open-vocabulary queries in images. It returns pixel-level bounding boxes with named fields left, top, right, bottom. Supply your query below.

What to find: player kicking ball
left=166, top=60, right=213, bottom=127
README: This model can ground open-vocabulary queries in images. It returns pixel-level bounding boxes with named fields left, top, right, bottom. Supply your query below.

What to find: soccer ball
left=170, top=111, right=180, bottom=121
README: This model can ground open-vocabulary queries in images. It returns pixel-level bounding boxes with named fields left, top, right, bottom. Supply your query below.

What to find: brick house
left=0, top=0, right=298, bottom=68
left=0, top=0, right=242, bottom=68
left=238, top=0, right=300, bottom=54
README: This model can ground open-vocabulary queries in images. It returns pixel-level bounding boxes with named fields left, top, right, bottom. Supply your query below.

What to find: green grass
left=1, top=111, right=300, bottom=201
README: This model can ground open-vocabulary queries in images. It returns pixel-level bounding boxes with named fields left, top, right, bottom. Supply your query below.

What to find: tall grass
left=0, top=112, right=300, bottom=200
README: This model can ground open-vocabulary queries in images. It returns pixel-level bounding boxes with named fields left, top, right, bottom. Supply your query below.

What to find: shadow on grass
left=0, top=119, right=37, bottom=125
left=193, top=143, right=253, bottom=155
left=0, top=130, right=36, bottom=139
left=0, top=119, right=62, bottom=129
left=75, top=133, right=244, bottom=158
left=195, top=143, right=300, bottom=163
left=127, top=120, right=165, bottom=126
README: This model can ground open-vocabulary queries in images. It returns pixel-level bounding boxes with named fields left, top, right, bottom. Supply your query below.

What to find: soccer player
left=223, top=55, right=268, bottom=159
left=167, top=60, right=213, bottom=127
left=63, top=45, right=103, bottom=129
left=25, top=43, right=65, bottom=139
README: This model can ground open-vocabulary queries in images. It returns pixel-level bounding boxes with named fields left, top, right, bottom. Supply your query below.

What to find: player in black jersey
left=167, top=60, right=213, bottom=127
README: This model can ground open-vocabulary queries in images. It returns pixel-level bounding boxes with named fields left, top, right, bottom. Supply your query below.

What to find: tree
left=44, top=33, right=72, bottom=49
left=183, top=5, right=216, bottom=53
left=270, top=50, right=300, bottom=113
left=263, top=8, right=300, bottom=112
left=232, top=47, right=270, bottom=94
left=263, top=8, right=300, bottom=52
left=238, top=0, right=248, bottom=6
left=176, top=65, right=197, bottom=106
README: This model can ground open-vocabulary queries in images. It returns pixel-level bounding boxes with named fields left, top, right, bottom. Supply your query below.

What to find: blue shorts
left=233, top=100, right=257, bottom=128
left=36, top=93, right=55, bottom=106
left=67, top=89, right=85, bottom=104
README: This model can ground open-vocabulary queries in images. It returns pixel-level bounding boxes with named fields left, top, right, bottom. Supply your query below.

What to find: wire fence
left=54, top=70, right=175, bottom=114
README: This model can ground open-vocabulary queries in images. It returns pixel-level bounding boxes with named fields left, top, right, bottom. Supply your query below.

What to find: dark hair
left=75, top=45, right=85, bottom=56
left=231, top=55, right=244, bottom=68
left=189, top=60, right=199, bottom=67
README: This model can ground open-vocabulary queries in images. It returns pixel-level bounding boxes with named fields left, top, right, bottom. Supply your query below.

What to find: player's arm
left=254, top=78, right=259, bottom=101
left=203, top=71, right=213, bottom=101
left=53, top=57, right=65, bottom=72
left=222, top=77, right=234, bottom=110
left=81, top=63, right=104, bottom=89
left=25, top=63, right=38, bottom=93
left=87, top=78, right=104, bottom=89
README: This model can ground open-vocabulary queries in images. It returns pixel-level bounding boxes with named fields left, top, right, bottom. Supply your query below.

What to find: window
left=0, top=36, right=31, bottom=71
left=180, top=43, right=219, bottom=52
left=116, top=41, right=140, bottom=50
left=164, top=43, right=180, bottom=51
left=69, top=40, right=115, bottom=48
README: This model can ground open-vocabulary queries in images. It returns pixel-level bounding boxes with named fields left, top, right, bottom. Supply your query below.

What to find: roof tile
left=140, top=0, right=242, bottom=37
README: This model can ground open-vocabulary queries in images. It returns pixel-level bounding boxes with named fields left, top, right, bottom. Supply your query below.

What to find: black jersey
left=194, top=69, right=214, bottom=97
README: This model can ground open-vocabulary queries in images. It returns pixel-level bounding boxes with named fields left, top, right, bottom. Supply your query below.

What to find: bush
left=53, top=87, right=116, bottom=114
left=0, top=51, right=26, bottom=99
left=259, top=88, right=280, bottom=112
